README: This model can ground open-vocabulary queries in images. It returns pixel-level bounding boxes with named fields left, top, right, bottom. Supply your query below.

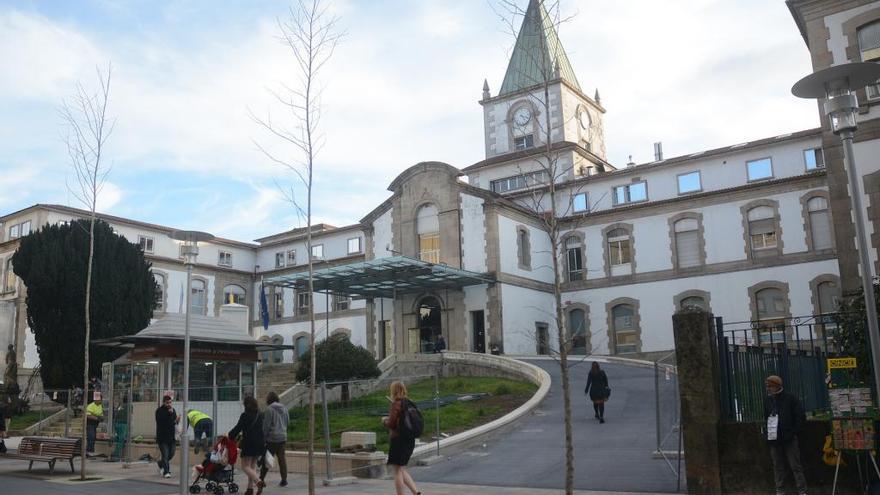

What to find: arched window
left=673, top=218, right=700, bottom=268
left=517, top=226, right=531, bottom=270
left=567, top=308, right=588, bottom=355
left=3, top=258, right=16, bottom=292
left=755, top=288, right=786, bottom=320
left=680, top=296, right=706, bottom=311
left=295, top=335, right=309, bottom=359
left=417, top=204, right=440, bottom=264
left=747, top=206, right=777, bottom=254
left=271, top=334, right=284, bottom=363
left=153, top=272, right=166, bottom=311
left=807, top=196, right=832, bottom=250
left=611, top=304, right=637, bottom=354
left=223, top=284, right=246, bottom=305
left=565, top=236, right=583, bottom=281
left=858, top=22, right=880, bottom=98
left=190, top=279, right=207, bottom=315
left=817, top=281, right=839, bottom=315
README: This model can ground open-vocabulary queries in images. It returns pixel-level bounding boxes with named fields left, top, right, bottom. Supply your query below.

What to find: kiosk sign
left=828, top=357, right=857, bottom=369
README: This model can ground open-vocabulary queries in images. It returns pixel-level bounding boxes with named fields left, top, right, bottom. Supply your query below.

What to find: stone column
left=672, top=309, right=722, bottom=494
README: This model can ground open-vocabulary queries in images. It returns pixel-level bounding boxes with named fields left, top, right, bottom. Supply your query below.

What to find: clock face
left=578, top=107, right=592, bottom=130
left=513, top=107, right=531, bottom=126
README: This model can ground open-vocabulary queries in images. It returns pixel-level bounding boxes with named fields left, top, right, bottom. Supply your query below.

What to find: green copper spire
left=498, top=0, right=581, bottom=96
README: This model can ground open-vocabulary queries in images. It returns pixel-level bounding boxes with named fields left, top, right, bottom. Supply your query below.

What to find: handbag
left=264, top=450, right=276, bottom=469
left=604, top=386, right=612, bottom=400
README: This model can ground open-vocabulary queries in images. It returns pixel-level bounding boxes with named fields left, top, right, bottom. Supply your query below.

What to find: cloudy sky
left=1, top=0, right=818, bottom=241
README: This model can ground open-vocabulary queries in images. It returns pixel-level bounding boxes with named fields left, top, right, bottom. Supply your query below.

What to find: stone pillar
left=672, top=309, right=722, bottom=494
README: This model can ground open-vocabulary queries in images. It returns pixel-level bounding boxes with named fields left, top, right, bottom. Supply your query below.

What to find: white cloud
left=95, top=181, right=123, bottom=212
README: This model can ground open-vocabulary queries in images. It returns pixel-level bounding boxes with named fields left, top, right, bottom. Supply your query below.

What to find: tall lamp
left=169, top=230, right=214, bottom=494
left=792, top=62, right=880, bottom=402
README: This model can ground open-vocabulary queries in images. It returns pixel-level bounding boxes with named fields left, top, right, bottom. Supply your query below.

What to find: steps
left=257, top=364, right=298, bottom=395
left=22, top=410, right=83, bottom=438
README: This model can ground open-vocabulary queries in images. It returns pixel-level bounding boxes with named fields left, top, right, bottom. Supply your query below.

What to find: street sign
left=828, top=357, right=857, bottom=369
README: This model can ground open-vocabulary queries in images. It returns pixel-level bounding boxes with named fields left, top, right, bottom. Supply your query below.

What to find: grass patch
left=286, top=376, right=537, bottom=453
left=8, top=411, right=44, bottom=431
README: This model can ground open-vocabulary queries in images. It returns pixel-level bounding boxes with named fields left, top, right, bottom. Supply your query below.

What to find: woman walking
left=585, top=362, right=610, bottom=423
left=382, top=381, right=421, bottom=495
left=228, top=396, right=266, bottom=495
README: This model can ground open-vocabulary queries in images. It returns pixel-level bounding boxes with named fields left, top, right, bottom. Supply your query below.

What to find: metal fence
left=653, top=352, right=682, bottom=492
left=716, top=314, right=843, bottom=422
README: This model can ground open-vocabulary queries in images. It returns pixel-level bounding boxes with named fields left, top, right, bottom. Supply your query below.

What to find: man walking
left=112, top=394, right=129, bottom=461
left=155, top=395, right=179, bottom=478
left=260, top=391, right=289, bottom=487
left=85, top=393, right=103, bottom=456
left=764, top=375, right=807, bottom=495
left=186, top=409, right=213, bottom=454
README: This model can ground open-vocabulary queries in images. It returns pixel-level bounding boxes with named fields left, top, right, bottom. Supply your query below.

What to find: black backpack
left=400, top=400, right=424, bottom=438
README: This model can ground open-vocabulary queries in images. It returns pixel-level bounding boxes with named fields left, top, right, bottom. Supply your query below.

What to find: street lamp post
left=793, top=62, right=880, bottom=403
left=169, top=230, right=214, bottom=495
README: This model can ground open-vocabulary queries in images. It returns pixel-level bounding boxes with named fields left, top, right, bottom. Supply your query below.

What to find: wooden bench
left=0, top=436, right=81, bottom=474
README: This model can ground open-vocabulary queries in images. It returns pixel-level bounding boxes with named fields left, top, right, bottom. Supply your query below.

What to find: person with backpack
left=228, top=396, right=266, bottom=495
left=382, top=381, right=422, bottom=495
left=585, top=362, right=610, bottom=423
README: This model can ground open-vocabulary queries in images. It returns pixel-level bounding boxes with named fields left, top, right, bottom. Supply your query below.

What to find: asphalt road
left=414, top=359, right=685, bottom=493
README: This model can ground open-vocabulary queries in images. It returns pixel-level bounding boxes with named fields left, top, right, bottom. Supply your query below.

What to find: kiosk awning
left=264, top=256, right=494, bottom=298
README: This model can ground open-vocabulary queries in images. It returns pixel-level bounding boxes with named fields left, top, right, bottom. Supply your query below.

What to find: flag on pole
left=259, top=282, right=270, bottom=330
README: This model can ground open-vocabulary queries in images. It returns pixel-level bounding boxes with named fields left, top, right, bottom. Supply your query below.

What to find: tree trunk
left=80, top=214, right=95, bottom=480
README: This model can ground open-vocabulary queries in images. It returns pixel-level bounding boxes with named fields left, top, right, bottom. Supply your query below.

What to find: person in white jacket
left=260, top=391, right=289, bottom=487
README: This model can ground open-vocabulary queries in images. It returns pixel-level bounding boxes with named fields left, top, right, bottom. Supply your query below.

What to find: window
left=311, top=244, right=324, bottom=260
left=4, top=258, right=16, bottom=292
left=417, top=204, right=440, bottom=264
left=611, top=304, right=638, bottom=354
left=565, top=236, right=583, bottom=281
left=680, top=296, right=707, bottom=311
left=673, top=218, right=700, bottom=268
left=190, top=279, right=207, bottom=315
left=275, top=252, right=285, bottom=268
left=20, top=221, right=31, bottom=236
left=218, top=251, right=232, bottom=267
left=334, top=294, right=351, bottom=312
left=858, top=22, right=880, bottom=99
left=297, top=291, right=311, bottom=315
left=804, top=148, right=825, bottom=170
left=273, top=290, right=284, bottom=319
left=677, top=171, right=701, bottom=194
left=612, top=181, right=647, bottom=205
left=8, top=224, right=19, bottom=240
left=514, top=134, right=534, bottom=151
left=572, top=193, right=588, bottom=213
left=347, top=237, right=362, bottom=254
left=295, top=335, right=309, bottom=359
left=807, top=196, right=832, bottom=251
left=817, top=281, right=839, bottom=315
left=153, top=272, right=165, bottom=311
left=748, top=206, right=777, bottom=253
left=490, top=170, right=549, bottom=194
left=287, top=250, right=296, bottom=265
left=178, top=244, right=186, bottom=260
left=607, top=228, right=631, bottom=266
left=517, top=227, right=531, bottom=270
left=567, top=308, right=588, bottom=355
left=747, top=158, right=773, bottom=181
left=756, top=288, right=786, bottom=320
left=138, top=236, right=154, bottom=254
left=223, top=284, right=246, bottom=305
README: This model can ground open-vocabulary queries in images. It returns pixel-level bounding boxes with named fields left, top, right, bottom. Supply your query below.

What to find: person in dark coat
left=382, top=380, right=420, bottom=495
left=228, top=396, right=266, bottom=495
left=154, top=395, right=179, bottom=478
left=763, top=375, right=807, bottom=495
left=585, top=362, right=610, bottom=423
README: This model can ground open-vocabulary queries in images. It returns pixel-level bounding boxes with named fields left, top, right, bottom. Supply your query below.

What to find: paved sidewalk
left=0, top=455, right=675, bottom=494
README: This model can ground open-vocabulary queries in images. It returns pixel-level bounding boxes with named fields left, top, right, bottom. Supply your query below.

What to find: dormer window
left=514, top=134, right=534, bottom=151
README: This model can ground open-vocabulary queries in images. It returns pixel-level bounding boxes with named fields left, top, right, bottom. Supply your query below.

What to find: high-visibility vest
left=86, top=402, right=103, bottom=419
left=187, top=410, right=211, bottom=427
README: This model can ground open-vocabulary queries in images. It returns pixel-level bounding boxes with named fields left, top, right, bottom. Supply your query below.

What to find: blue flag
left=259, top=283, right=270, bottom=330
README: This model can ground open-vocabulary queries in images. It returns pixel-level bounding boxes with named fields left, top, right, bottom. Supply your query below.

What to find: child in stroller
left=189, top=435, right=239, bottom=494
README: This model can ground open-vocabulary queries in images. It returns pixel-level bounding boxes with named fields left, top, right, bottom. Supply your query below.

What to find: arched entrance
left=411, top=296, right=442, bottom=353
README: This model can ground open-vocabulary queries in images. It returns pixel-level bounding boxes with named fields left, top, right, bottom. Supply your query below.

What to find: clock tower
left=470, top=0, right=608, bottom=190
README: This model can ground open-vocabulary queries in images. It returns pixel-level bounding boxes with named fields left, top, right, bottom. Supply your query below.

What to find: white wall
left=459, top=193, right=487, bottom=272
left=260, top=313, right=368, bottom=363
left=500, top=283, right=555, bottom=355
left=372, top=208, right=394, bottom=259
left=463, top=284, right=489, bottom=352
left=497, top=214, right=554, bottom=283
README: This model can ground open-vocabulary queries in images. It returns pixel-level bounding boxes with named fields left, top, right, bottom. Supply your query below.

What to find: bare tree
left=59, top=63, right=114, bottom=480
left=251, top=1, right=342, bottom=492
left=489, top=1, right=603, bottom=493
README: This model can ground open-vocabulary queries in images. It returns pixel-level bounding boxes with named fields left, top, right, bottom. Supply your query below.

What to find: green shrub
left=295, top=333, right=381, bottom=383
left=493, top=384, right=512, bottom=396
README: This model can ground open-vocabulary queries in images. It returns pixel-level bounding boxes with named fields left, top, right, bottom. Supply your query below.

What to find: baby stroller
left=189, top=436, right=239, bottom=494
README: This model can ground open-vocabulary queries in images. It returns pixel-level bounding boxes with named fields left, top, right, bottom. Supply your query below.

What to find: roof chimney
left=654, top=142, right=663, bottom=161
left=626, top=155, right=635, bottom=168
